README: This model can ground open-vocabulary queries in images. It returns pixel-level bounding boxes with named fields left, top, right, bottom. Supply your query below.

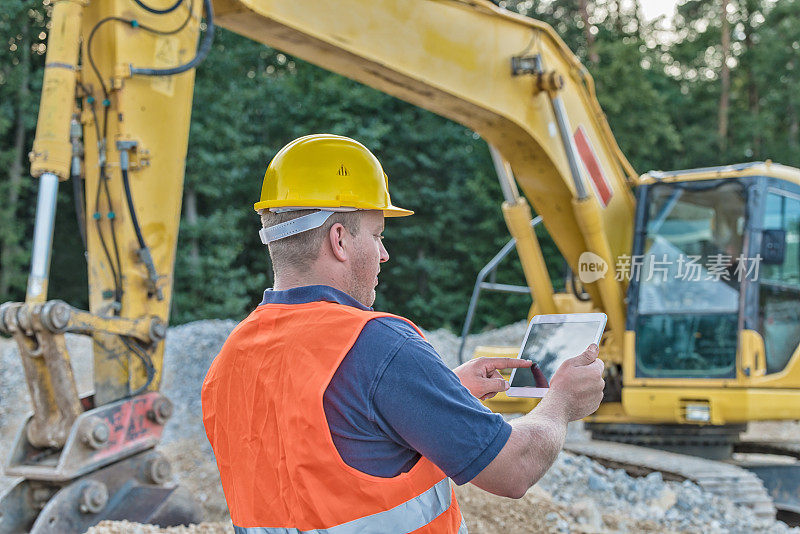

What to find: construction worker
left=201, top=134, right=605, bottom=534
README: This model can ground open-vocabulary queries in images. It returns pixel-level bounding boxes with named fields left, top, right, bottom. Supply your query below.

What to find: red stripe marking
left=574, top=126, right=613, bottom=206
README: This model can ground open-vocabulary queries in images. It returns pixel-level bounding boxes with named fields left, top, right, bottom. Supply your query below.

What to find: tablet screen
left=509, top=321, right=603, bottom=388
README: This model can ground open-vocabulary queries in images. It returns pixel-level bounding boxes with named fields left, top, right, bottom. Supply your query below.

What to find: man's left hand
left=453, top=357, right=533, bottom=401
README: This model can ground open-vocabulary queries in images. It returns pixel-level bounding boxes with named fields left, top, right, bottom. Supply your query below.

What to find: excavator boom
left=213, top=0, right=636, bottom=337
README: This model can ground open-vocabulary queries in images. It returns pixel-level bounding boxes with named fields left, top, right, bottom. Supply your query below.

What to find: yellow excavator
left=1, top=0, right=799, bottom=531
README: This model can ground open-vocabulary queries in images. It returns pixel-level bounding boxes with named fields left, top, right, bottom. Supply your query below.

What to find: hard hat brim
left=383, top=205, right=414, bottom=217
left=253, top=201, right=413, bottom=217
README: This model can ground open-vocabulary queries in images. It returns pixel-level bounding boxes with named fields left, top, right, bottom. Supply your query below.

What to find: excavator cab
left=630, top=177, right=746, bottom=380
left=475, top=162, right=800, bottom=431
left=618, top=163, right=800, bottom=426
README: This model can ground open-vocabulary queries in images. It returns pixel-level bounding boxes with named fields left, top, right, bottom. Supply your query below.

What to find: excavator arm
left=0, top=0, right=636, bottom=531
left=212, top=0, right=636, bottom=340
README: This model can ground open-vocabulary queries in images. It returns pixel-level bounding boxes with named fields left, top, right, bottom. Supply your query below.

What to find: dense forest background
left=0, top=0, right=798, bottom=331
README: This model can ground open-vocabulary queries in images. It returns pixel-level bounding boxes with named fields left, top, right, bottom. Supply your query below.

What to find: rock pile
left=1, top=320, right=798, bottom=533
left=534, top=453, right=792, bottom=533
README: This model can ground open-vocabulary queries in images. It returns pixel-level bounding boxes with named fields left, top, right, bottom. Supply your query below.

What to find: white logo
left=578, top=252, right=608, bottom=284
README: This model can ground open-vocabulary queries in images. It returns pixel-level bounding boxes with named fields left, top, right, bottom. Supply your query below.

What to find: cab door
left=750, top=181, right=800, bottom=374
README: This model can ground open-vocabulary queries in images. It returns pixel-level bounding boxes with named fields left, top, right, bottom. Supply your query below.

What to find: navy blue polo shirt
left=259, top=285, right=511, bottom=485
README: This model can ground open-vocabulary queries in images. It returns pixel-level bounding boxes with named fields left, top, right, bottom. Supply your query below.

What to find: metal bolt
left=536, top=71, right=564, bottom=94
left=92, top=423, right=110, bottom=445
left=82, top=419, right=110, bottom=449
left=16, top=305, right=33, bottom=335
left=41, top=300, right=71, bottom=332
left=149, top=317, right=167, bottom=342
left=148, top=397, right=173, bottom=425
left=79, top=481, right=108, bottom=514
left=147, top=457, right=172, bottom=485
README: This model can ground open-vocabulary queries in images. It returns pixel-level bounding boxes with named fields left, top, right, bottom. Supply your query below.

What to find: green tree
left=661, top=0, right=771, bottom=167
left=0, top=2, right=45, bottom=302
left=746, top=0, right=800, bottom=167
left=171, top=30, right=272, bottom=323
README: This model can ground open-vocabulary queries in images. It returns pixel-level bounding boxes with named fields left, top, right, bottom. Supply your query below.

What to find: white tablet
left=507, top=313, right=606, bottom=398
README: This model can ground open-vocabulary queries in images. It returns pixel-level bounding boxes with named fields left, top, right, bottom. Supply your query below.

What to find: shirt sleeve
left=370, top=325, right=512, bottom=485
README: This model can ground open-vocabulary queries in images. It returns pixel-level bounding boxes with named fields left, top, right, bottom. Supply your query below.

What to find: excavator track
left=735, top=439, right=800, bottom=458
left=564, top=440, right=777, bottom=521
left=734, top=439, right=800, bottom=524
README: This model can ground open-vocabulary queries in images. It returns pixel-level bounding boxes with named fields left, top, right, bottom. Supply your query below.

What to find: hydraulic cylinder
left=26, top=0, right=85, bottom=303
left=26, top=173, right=59, bottom=302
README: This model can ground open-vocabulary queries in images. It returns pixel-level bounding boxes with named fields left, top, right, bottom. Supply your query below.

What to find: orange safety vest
left=201, top=301, right=467, bottom=534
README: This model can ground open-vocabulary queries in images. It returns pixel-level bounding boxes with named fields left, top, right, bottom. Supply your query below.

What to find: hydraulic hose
left=119, top=145, right=164, bottom=300
left=133, top=0, right=183, bottom=15
left=72, top=166, right=87, bottom=252
left=121, top=168, right=147, bottom=251
left=567, top=268, right=592, bottom=302
left=130, top=0, right=214, bottom=77
left=120, top=335, right=156, bottom=397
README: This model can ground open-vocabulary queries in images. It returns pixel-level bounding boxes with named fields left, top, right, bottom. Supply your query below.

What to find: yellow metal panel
left=744, top=344, right=800, bottom=388
left=622, top=387, right=800, bottom=424
left=738, top=329, right=767, bottom=379
left=585, top=401, right=627, bottom=423
left=551, top=293, right=594, bottom=315
left=501, top=199, right=556, bottom=314
left=30, top=0, right=85, bottom=180
left=483, top=393, right=539, bottom=414
left=640, top=162, right=800, bottom=186
left=620, top=328, right=800, bottom=423
left=80, top=0, right=200, bottom=404
left=472, top=346, right=520, bottom=359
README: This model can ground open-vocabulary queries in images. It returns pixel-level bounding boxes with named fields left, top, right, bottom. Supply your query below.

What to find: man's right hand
left=544, top=344, right=604, bottom=422
left=471, top=344, right=604, bottom=498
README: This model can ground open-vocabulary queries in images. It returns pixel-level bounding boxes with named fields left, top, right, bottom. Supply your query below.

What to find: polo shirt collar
left=259, top=284, right=373, bottom=311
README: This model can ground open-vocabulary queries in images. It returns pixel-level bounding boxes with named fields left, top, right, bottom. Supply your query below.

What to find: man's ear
left=328, top=223, right=348, bottom=262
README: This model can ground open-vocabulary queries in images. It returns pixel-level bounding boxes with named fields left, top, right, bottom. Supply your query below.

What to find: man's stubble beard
left=347, top=263, right=377, bottom=308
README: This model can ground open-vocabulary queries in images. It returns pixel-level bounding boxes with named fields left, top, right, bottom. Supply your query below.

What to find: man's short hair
left=258, top=209, right=362, bottom=274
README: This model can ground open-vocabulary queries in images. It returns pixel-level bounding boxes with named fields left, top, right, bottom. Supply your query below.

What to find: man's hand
left=541, top=344, right=604, bottom=422
left=453, top=357, right=533, bottom=401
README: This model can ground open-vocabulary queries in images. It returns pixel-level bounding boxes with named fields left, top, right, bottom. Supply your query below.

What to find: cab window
left=759, top=191, right=800, bottom=373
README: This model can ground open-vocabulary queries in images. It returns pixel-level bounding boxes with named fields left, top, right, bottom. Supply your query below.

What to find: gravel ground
left=2, top=319, right=799, bottom=533
left=426, top=320, right=529, bottom=369
left=0, top=336, right=24, bottom=492
left=86, top=522, right=233, bottom=534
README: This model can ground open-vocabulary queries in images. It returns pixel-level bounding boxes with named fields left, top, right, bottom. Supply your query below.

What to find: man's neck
left=273, top=269, right=344, bottom=294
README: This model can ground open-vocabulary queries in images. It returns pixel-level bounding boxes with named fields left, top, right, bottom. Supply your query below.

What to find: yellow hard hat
left=253, top=134, right=413, bottom=217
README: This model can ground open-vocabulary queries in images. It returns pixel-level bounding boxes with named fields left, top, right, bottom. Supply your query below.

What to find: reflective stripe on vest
left=233, top=478, right=460, bottom=534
